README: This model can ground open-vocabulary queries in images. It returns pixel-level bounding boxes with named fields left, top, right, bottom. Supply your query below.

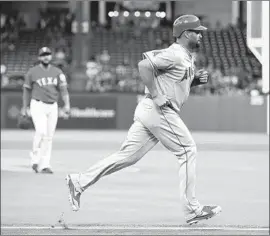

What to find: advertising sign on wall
left=1, top=92, right=267, bottom=132
left=57, top=95, right=117, bottom=129
left=1, top=93, right=117, bottom=129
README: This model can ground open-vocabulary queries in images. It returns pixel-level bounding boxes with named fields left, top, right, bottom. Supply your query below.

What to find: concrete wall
left=117, top=94, right=267, bottom=133
left=1, top=92, right=267, bottom=133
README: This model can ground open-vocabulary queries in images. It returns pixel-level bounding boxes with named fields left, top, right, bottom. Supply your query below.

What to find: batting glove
left=195, top=69, right=209, bottom=84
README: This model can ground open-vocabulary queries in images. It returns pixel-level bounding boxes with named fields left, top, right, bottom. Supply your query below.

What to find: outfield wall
left=1, top=91, right=267, bottom=132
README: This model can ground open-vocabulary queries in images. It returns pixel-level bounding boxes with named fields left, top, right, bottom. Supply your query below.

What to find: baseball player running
left=66, top=15, right=221, bottom=225
left=22, top=47, right=70, bottom=174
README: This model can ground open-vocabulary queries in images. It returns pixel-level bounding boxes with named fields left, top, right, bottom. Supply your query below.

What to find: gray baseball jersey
left=143, top=43, right=195, bottom=112
left=70, top=43, right=203, bottom=220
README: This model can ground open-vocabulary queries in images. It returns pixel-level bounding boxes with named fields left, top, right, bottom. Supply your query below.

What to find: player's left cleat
left=186, top=205, right=222, bottom=225
left=32, top=164, right=39, bottom=173
left=41, top=168, right=54, bottom=174
left=66, top=175, right=81, bottom=211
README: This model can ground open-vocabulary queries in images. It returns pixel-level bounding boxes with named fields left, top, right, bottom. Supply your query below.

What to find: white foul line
left=1, top=226, right=269, bottom=231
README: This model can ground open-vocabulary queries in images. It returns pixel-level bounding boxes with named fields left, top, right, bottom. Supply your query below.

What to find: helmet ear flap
left=183, top=31, right=190, bottom=39
left=178, top=30, right=188, bottom=39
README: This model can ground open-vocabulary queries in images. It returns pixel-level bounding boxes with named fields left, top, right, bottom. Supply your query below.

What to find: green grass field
left=1, top=130, right=269, bottom=235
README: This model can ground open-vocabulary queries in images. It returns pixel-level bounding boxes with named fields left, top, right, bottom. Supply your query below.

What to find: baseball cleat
left=32, top=164, right=39, bottom=173
left=186, top=205, right=222, bottom=225
left=40, top=168, right=53, bottom=174
left=66, top=175, right=81, bottom=211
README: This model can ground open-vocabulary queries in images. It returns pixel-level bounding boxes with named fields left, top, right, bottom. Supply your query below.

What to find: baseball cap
left=39, top=47, right=52, bottom=56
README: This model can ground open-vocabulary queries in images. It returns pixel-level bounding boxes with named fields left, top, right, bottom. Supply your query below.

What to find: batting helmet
left=38, top=47, right=52, bottom=56
left=173, top=15, right=207, bottom=38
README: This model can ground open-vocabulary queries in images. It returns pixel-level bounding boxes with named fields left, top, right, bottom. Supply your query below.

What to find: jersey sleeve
left=23, top=70, right=33, bottom=89
left=143, top=50, right=175, bottom=71
left=57, top=72, right=68, bottom=87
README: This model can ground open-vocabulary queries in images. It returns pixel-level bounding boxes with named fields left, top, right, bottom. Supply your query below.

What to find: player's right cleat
left=41, top=168, right=53, bottom=174
left=66, top=175, right=81, bottom=211
left=32, top=164, right=38, bottom=173
left=186, top=205, right=222, bottom=225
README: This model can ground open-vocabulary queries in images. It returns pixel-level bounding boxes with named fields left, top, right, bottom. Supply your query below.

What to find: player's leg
left=39, top=103, right=58, bottom=173
left=29, top=99, right=47, bottom=172
left=154, top=108, right=202, bottom=216
left=157, top=108, right=221, bottom=224
left=67, top=119, right=158, bottom=211
left=137, top=97, right=220, bottom=224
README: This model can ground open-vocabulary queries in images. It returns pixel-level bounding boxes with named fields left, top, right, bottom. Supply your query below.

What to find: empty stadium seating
left=1, top=25, right=261, bottom=79
left=1, top=31, right=71, bottom=76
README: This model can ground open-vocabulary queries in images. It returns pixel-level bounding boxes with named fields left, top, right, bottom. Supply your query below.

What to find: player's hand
left=195, top=69, right=208, bottom=84
left=21, top=107, right=28, bottom=117
left=153, top=94, right=172, bottom=108
left=63, top=106, right=71, bottom=119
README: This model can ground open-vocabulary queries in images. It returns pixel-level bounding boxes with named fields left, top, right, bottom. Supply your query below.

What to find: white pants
left=30, top=99, right=58, bottom=170
left=71, top=97, right=202, bottom=219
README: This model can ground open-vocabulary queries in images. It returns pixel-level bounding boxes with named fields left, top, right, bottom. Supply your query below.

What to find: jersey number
left=182, top=67, right=193, bottom=81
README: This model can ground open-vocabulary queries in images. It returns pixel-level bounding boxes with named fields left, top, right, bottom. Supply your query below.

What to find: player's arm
left=138, top=51, right=174, bottom=107
left=22, top=71, right=32, bottom=116
left=191, top=69, right=209, bottom=87
left=138, top=59, right=160, bottom=98
left=58, top=73, right=70, bottom=113
left=143, top=50, right=175, bottom=72
left=191, top=79, right=201, bottom=87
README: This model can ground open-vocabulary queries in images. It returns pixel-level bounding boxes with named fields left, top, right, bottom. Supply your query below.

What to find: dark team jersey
left=23, top=64, right=67, bottom=103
